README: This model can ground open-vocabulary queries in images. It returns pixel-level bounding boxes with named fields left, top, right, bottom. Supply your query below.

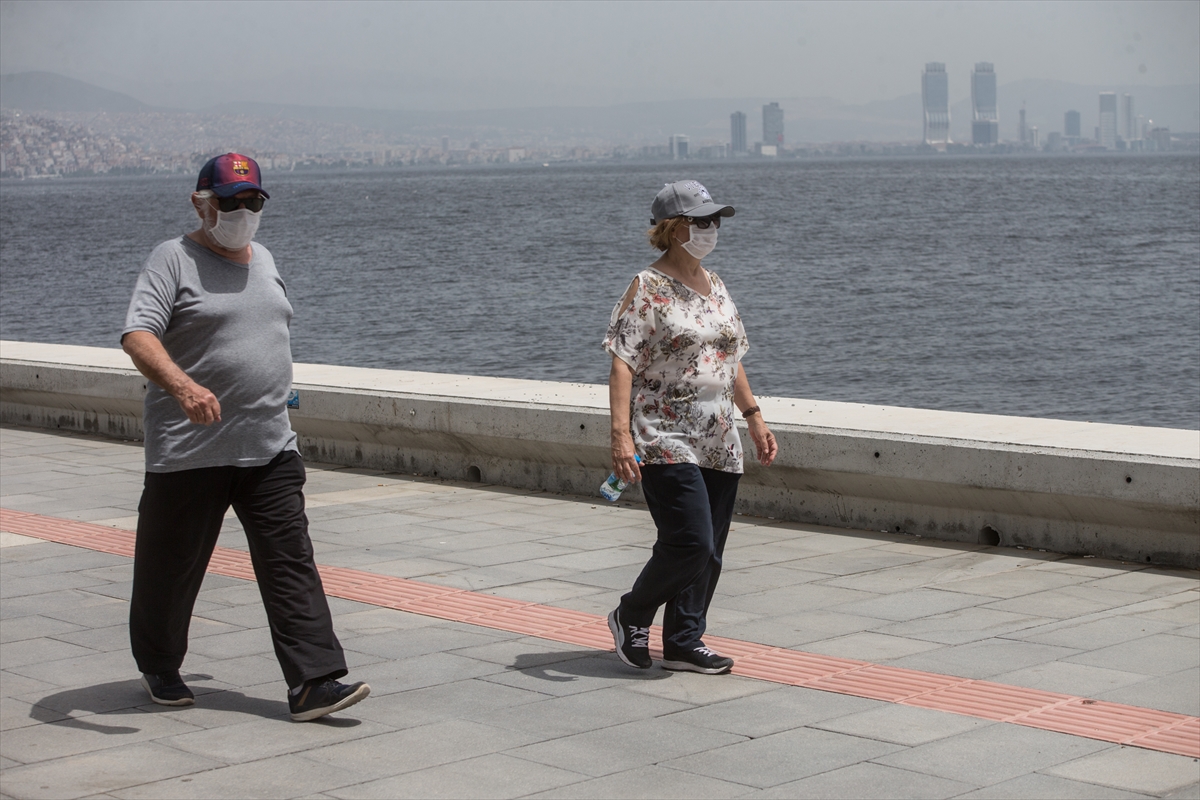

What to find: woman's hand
left=747, top=416, right=778, bottom=466
left=611, top=431, right=642, bottom=484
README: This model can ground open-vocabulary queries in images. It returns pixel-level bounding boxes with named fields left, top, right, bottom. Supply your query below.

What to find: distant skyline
left=1, top=0, right=1197, bottom=113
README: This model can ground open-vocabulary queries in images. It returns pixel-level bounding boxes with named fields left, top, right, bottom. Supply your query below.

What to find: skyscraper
left=970, top=62, right=998, bottom=146
left=921, top=63, right=950, bottom=145
left=1064, top=110, right=1081, bottom=138
left=1099, top=92, right=1118, bottom=149
left=730, top=112, right=747, bottom=154
left=1019, top=104, right=1027, bottom=145
left=762, top=103, right=784, bottom=149
left=669, top=134, right=689, bottom=159
left=1121, top=94, right=1136, bottom=141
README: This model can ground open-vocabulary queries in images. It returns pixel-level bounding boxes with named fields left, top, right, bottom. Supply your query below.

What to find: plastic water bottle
left=600, top=456, right=641, bottom=502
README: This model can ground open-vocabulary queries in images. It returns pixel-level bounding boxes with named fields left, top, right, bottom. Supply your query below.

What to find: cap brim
left=687, top=203, right=734, bottom=218
left=212, top=181, right=269, bottom=199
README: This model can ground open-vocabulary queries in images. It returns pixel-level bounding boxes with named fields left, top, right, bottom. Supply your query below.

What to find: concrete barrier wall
left=3, top=340, right=1198, bottom=567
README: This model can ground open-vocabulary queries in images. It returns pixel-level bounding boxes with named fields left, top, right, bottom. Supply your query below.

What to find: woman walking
left=604, top=180, right=778, bottom=674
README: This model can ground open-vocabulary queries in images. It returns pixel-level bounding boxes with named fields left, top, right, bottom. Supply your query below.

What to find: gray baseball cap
left=650, top=180, right=735, bottom=224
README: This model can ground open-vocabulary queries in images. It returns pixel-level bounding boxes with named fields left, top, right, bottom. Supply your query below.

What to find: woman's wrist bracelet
left=741, top=405, right=761, bottom=420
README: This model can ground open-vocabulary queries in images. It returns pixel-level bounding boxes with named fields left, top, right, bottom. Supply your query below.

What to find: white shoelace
left=630, top=626, right=650, bottom=648
left=694, top=646, right=721, bottom=657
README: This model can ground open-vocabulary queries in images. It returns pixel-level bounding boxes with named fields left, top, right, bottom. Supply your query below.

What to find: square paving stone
left=1066, top=633, right=1199, bottom=677
left=0, top=740, right=222, bottom=800
left=342, top=625, right=509, bottom=661
left=990, top=660, right=1151, bottom=698
left=162, top=715, right=396, bottom=764
left=113, top=752, right=364, bottom=799
left=804, top=631, right=947, bottom=661
left=813, top=702, right=994, bottom=746
left=1096, top=668, right=1200, bottom=717
left=753, top=761, right=976, bottom=799
left=885, top=639, right=1078, bottom=680
left=623, top=669, right=778, bottom=706
left=349, top=651, right=509, bottom=696
left=326, top=752, right=587, bottom=799
left=663, top=725, right=903, bottom=789
left=1011, top=614, right=1180, bottom=650
left=1044, top=745, right=1200, bottom=795
left=0, top=616, right=85, bottom=645
left=954, top=772, right=1154, bottom=798
left=984, top=586, right=1150, bottom=619
left=872, top=721, right=1111, bottom=786
left=0, top=708, right=203, bottom=764
left=472, top=684, right=693, bottom=739
left=351, top=677, right=545, bottom=728
left=930, top=569, right=1088, bottom=600
left=0, top=638, right=103, bottom=671
left=876, top=607, right=1046, bottom=645
left=829, top=588, right=985, bottom=622
left=1082, top=570, right=1199, bottom=597
left=523, top=764, right=754, bottom=799
left=667, top=685, right=881, bottom=738
left=507, top=716, right=746, bottom=778
left=304, top=719, right=542, bottom=781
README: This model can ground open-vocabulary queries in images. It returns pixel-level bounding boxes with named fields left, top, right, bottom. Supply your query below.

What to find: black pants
left=129, top=450, right=346, bottom=688
left=619, top=464, right=741, bottom=655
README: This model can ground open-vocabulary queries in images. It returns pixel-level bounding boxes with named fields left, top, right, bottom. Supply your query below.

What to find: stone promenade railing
left=2, top=340, right=1197, bottom=567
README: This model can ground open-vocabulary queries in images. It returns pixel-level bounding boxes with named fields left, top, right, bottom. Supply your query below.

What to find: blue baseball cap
left=196, top=153, right=269, bottom=199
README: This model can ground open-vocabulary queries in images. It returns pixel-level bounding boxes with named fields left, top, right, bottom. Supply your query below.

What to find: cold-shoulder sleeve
left=602, top=274, right=655, bottom=373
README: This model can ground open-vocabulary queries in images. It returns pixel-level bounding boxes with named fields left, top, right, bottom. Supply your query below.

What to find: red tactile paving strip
left=3, top=507, right=1197, bottom=759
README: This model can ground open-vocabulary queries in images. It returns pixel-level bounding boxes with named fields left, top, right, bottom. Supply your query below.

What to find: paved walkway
left=1, top=425, right=1197, bottom=799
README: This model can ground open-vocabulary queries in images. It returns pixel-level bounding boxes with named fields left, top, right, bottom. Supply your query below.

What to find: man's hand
left=175, top=381, right=222, bottom=425
left=747, top=416, right=778, bottom=466
left=122, top=331, right=221, bottom=426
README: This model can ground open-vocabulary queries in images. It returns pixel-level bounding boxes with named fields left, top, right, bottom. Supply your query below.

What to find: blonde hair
left=646, top=216, right=690, bottom=252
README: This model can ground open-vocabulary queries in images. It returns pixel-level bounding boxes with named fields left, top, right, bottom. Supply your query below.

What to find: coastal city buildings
left=1099, top=91, right=1118, bottom=149
left=1122, top=93, right=1137, bottom=143
left=921, top=62, right=950, bottom=145
left=1065, top=109, right=1081, bottom=139
left=762, top=102, right=784, bottom=149
left=1019, top=104, right=1028, bottom=146
left=668, top=134, right=689, bottom=159
left=730, top=111, right=747, bottom=155
left=971, top=62, right=999, bottom=146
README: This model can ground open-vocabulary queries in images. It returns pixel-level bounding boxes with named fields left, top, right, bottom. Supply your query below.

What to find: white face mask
left=206, top=207, right=261, bottom=250
left=681, top=225, right=717, bottom=260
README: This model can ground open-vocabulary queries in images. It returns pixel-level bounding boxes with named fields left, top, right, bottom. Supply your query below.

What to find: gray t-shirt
left=123, top=236, right=298, bottom=473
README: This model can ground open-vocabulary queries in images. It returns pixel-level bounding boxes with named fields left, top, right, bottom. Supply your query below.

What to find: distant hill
left=2, top=71, right=1196, bottom=146
left=0, top=71, right=149, bottom=113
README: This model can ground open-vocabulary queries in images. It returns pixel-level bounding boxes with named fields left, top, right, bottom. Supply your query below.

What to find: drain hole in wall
left=466, top=465, right=482, bottom=483
left=980, top=525, right=1001, bottom=546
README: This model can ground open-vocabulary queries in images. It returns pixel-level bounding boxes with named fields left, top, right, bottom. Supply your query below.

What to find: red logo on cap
left=232, top=159, right=250, bottom=176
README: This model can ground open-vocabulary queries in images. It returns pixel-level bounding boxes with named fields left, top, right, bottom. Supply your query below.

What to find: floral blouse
left=602, top=267, right=750, bottom=473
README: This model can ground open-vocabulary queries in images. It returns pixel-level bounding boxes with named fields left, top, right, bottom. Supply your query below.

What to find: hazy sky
left=1, top=0, right=1197, bottom=111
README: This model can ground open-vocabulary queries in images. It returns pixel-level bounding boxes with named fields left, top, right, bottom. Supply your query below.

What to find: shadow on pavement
left=29, top=673, right=361, bottom=730
left=509, top=651, right=671, bottom=683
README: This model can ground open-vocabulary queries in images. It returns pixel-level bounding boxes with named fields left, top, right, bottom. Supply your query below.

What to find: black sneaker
left=607, top=608, right=652, bottom=669
left=662, top=645, right=734, bottom=675
left=140, top=671, right=195, bottom=706
left=289, top=678, right=371, bottom=722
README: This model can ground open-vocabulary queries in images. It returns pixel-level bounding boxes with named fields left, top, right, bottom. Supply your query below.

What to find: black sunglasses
left=686, top=215, right=721, bottom=230
left=217, top=195, right=266, bottom=213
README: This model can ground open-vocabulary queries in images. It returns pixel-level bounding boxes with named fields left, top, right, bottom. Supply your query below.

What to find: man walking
left=121, top=153, right=369, bottom=721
